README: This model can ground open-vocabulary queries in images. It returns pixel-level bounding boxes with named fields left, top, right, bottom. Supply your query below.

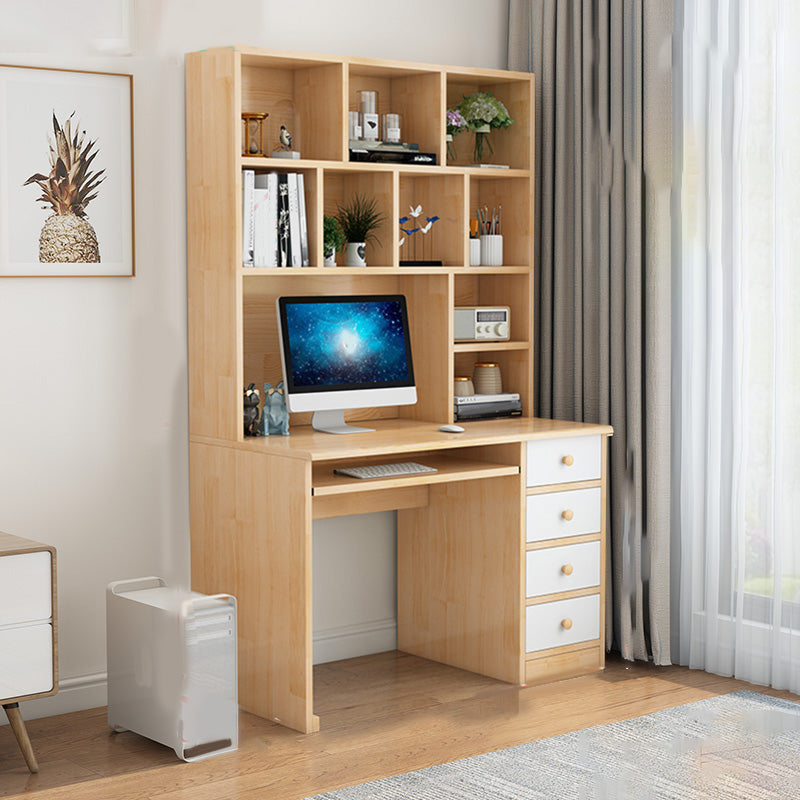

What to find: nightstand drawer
left=0, top=624, right=53, bottom=699
left=527, top=435, right=601, bottom=487
left=526, top=487, right=601, bottom=542
left=526, top=541, right=601, bottom=598
left=0, top=551, right=52, bottom=626
left=526, top=595, right=600, bottom=652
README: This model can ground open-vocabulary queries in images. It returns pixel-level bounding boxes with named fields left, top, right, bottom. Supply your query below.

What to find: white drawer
left=0, top=551, right=52, bottom=626
left=526, top=541, right=601, bottom=598
left=527, top=436, right=601, bottom=487
left=526, top=487, right=601, bottom=542
left=526, top=595, right=600, bottom=652
left=0, top=624, right=53, bottom=699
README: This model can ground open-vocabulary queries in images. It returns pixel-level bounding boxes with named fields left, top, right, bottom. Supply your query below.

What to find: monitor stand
left=311, top=410, right=375, bottom=435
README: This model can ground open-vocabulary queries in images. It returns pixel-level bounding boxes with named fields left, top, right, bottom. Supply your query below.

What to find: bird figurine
left=279, top=125, right=293, bottom=151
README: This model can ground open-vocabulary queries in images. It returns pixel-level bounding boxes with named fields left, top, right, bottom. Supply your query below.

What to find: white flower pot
left=346, top=242, right=367, bottom=267
left=323, top=247, right=337, bottom=267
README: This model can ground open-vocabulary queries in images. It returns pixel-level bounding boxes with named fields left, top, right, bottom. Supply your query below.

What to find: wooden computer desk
left=190, top=417, right=612, bottom=734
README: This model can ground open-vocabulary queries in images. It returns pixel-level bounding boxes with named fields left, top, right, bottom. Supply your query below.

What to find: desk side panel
left=190, top=442, right=316, bottom=733
left=397, top=472, right=524, bottom=684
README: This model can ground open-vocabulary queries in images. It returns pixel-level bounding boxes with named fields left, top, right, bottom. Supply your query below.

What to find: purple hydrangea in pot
left=446, top=107, right=469, bottom=162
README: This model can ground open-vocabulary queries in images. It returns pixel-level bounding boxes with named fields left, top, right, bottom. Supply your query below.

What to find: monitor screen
left=276, top=295, right=417, bottom=433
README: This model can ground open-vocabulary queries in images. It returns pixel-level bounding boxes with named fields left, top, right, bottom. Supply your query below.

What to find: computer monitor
left=276, top=294, right=417, bottom=434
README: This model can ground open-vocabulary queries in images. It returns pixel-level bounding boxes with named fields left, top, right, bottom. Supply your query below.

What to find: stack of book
left=242, top=169, right=309, bottom=267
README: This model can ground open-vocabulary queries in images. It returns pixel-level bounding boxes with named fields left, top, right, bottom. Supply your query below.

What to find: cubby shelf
left=186, top=45, right=535, bottom=440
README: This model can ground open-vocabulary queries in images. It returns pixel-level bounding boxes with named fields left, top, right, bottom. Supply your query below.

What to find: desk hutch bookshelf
left=185, top=45, right=612, bottom=734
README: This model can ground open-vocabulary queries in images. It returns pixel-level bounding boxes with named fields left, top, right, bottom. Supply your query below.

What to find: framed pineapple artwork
left=0, top=65, right=134, bottom=276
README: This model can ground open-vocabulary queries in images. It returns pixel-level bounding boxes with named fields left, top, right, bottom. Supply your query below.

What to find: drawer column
left=523, top=435, right=609, bottom=685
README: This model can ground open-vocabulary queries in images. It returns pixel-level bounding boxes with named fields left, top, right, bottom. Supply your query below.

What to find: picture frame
left=0, top=64, right=134, bottom=277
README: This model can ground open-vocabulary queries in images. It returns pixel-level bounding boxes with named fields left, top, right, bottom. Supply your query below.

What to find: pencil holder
left=480, top=235, right=503, bottom=267
left=469, top=239, right=481, bottom=266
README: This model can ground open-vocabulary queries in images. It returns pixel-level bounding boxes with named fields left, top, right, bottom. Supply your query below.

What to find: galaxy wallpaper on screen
left=283, top=299, right=412, bottom=390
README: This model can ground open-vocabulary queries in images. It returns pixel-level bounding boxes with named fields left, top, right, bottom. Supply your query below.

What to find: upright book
left=241, top=169, right=255, bottom=267
left=253, top=173, right=278, bottom=267
left=276, top=174, right=291, bottom=267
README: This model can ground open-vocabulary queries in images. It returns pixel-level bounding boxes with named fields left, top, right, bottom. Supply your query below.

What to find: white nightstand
left=0, top=532, right=58, bottom=773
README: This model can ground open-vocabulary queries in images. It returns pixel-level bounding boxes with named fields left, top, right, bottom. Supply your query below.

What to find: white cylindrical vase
left=480, top=235, right=503, bottom=267
left=469, top=238, right=481, bottom=266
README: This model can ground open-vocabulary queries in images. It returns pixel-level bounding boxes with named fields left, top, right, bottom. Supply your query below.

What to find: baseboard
left=313, top=618, right=397, bottom=665
left=1, top=672, right=108, bottom=724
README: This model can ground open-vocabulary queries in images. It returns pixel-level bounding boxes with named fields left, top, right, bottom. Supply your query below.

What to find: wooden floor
left=1, top=651, right=797, bottom=800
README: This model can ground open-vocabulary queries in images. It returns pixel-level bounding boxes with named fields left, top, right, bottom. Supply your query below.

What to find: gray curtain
left=508, top=0, right=672, bottom=664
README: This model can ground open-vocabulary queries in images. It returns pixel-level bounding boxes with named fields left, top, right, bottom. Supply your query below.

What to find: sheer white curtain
left=676, top=0, right=800, bottom=690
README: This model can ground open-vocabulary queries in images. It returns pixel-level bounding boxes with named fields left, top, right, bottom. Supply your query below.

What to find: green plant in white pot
left=336, top=194, right=385, bottom=267
left=322, top=215, right=345, bottom=267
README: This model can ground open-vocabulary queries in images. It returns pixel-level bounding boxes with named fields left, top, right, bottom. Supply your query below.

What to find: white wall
left=0, top=0, right=510, bottom=720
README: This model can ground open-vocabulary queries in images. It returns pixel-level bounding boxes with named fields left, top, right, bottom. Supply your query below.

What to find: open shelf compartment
left=322, top=169, right=395, bottom=267
left=445, top=70, right=534, bottom=170
left=241, top=272, right=452, bottom=429
left=398, top=173, right=466, bottom=267
left=241, top=52, right=345, bottom=161
left=469, top=174, right=532, bottom=267
left=347, top=61, right=443, bottom=163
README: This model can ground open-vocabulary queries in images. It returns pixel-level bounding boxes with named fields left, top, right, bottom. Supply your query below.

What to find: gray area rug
left=303, top=691, right=800, bottom=799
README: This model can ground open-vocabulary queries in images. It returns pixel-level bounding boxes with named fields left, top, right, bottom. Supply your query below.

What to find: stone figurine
left=262, top=381, right=290, bottom=436
left=243, top=383, right=262, bottom=437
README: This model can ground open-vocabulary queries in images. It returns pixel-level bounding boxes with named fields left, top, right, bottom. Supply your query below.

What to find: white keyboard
left=333, top=462, right=438, bottom=480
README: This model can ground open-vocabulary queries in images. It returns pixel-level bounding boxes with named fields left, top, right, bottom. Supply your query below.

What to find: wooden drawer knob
left=562, top=455, right=574, bottom=466
left=561, top=618, right=573, bottom=630
left=561, top=564, right=574, bottom=575
left=561, top=509, right=574, bottom=521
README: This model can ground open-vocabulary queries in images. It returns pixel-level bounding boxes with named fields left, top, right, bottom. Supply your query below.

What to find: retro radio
left=453, top=307, right=510, bottom=342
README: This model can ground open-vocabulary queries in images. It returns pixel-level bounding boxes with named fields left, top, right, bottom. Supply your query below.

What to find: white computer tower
left=106, top=577, right=238, bottom=761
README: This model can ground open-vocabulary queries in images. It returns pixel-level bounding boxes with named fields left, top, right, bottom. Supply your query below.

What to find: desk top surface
left=193, top=417, right=613, bottom=462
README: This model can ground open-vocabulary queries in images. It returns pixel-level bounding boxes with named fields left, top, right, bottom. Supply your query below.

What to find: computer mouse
left=438, top=424, right=465, bottom=433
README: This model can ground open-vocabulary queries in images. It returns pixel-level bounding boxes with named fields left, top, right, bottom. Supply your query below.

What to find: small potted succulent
left=322, top=215, right=346, bottom=267
left=455, top=91, right=513, bottom=163
left=336, top=193, right=385, bottom=267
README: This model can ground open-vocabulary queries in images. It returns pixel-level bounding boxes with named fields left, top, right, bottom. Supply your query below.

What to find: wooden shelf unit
left=186, top=45, right=535, bottom=439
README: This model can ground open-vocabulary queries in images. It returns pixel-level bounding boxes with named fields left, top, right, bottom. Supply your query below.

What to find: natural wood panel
left=186, top=49, right=242, bottom=442
left=526, top=586, right=602, bottom=605
left=525, top=644, right=603, bottom=684
left=398, top=174, right=465, bottom=266
left=189, top=442, right=316, bottom=733
left=312, top=454, right=519, bottom=495
left=348, top=70, right=442, bottom=158
left=398, top=476, right=524, bottom=684
left=313, top=485, right=429, bottom=520
left=398, top=274, right=451, bottom=423
left=196, top=418, right=614, bottom=461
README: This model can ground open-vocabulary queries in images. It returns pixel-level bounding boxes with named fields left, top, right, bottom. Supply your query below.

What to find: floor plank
left=1, top=652, right=796, bottom=800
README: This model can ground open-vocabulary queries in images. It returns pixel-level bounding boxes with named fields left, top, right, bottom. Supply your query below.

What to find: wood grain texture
left=2, top=653, right=797, bottom=800
left=398, top=475, right=524, bottom=684
left=186, top=48, right=242, bottom=442
left=198, top=418, right=614, bottom=462
left=2, top=706, right=37, bottom=773
left=189, top=442, right=316, bottom=733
